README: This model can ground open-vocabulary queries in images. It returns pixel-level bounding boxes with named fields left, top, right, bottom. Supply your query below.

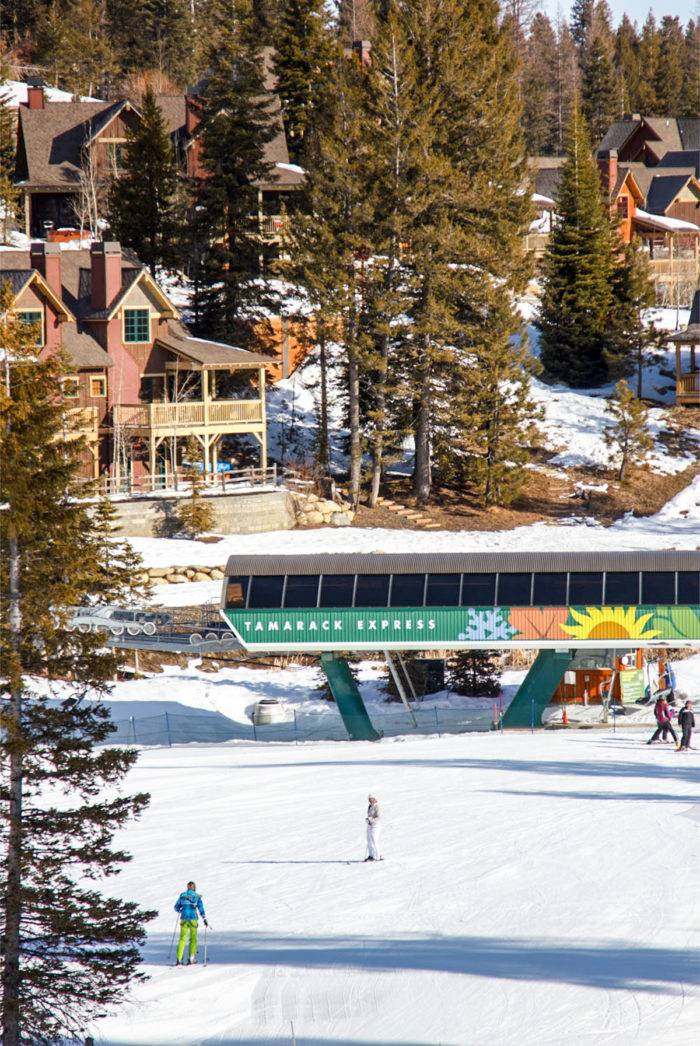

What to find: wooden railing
left=676, top=371, right=700, bottom=405
left=64, top=406, right=99, bottom=440
left=261, top=215, right=287, bottom=237
left=112, top=399, right=264, bottom=431
left=648, top=257, right=697, bottom=275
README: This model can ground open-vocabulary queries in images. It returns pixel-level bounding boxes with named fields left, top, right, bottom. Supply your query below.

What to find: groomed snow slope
left=95, top=731, right=699, bottom=1046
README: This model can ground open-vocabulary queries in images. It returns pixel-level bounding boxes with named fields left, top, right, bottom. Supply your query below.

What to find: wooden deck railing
left=676, top=371, right=700, bottom=405
left=112, top=399, right=263, bottom=431
left=64, top=406, right=99, bottom=440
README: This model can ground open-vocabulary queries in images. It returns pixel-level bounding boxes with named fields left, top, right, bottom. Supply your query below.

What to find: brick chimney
left=597, top=148, right=618, bottom=195
left=30, top=241, right=62, bottom=301
left=26, top=86, right=45, bottom=109
left=90, top=242, right=122, bottom=311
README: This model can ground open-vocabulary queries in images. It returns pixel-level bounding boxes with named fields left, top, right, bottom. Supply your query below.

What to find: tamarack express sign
left=223, top=604, right=700, bottom=651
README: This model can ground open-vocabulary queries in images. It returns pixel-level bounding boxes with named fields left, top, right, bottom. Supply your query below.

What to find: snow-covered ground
left=93, top=729, right=699, bottom=1045
left=127, top=473, right=700, bottom=609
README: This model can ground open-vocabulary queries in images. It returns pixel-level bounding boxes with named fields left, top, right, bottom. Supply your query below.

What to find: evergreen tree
left=0, top=284, right=155, bottom=1045
left=176, top=439, right=216, bottom=537
left=448, top=650, right=502, bottom=697
left=108, top=85, right=182, bottom=275
left=0, top=49, right=18, bottom=243
left=570, top=0, right=594, bottom=52
left=537, top=103, right=615, bottom=387
left=636, top=13, right=659, bottom=113
left=274, top=0, right=335, bottom=165
left=107, top=0, right=194, bottom=85
left=654, top=16, right=685, bottom=115
left=553, top=18, right=580, bottom=155
left=603, top=380, right=653, bottom=482
left=682, top=21, right=700, bottom=117
left=92, top=498, right=155, bottom=604
left=522, top=13, right=560, bottom=155
left=43, top=0, right=117, bottom=97
left=605, top=239, right=658, bottom=396
left=283, top=38, right=372, bottom=506
left=189, top=0, right=279, bottom=346
left=581, top=15, right=617, bottom=143
left=615, top=14, right=640, bottom=114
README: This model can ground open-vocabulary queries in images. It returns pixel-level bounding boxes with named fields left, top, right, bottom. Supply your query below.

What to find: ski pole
left=168, top=915, right=179, bottom=962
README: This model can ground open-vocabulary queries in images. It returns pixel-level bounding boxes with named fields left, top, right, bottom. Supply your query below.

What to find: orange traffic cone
left=562, top=706, right=568, bottom=726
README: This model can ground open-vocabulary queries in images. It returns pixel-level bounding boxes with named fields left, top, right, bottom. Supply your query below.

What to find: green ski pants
left=176, top=919, right=198, bottom=962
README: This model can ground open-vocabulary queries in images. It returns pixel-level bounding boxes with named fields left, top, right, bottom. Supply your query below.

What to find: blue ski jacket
left=175, top=889, right=206, bottom=922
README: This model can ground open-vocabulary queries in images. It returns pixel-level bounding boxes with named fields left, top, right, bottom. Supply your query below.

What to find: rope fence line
left=99, top=706, right=496, bottom=747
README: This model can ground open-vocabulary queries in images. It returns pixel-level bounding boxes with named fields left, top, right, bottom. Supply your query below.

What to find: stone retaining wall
left=140, top=564, right=225, bottom=586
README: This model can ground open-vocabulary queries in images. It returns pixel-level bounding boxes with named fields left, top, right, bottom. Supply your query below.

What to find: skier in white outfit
left=365, top=795, right=382, bottom=861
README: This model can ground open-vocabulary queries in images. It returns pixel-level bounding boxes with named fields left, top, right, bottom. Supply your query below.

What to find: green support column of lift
left=320, top=653, right=381, bottom=741
left=501, top=649, right=574, bottom=729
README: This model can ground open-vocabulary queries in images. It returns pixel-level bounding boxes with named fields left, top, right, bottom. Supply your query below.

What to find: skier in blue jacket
left=174, top=881, right=208, bottom=965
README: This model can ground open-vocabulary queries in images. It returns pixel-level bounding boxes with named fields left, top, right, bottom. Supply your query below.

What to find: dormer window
left=124, top=308, right=150, bottom=343
left=18, top=309, right=44, bottom=347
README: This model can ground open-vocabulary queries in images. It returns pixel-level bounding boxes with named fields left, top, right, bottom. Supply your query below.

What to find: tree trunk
left=317, top=320, right=331, bottom=474
left=368, top=332, right=388, bottom=508
left=413, top=345, right=432, bottom=505
left=2, top=527, right=23, bottom=1046
left=347, top=276, right=362, bottom=508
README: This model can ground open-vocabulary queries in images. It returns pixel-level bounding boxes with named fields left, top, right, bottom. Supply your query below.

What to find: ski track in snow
left=93, top=730, right=699, bottom=1046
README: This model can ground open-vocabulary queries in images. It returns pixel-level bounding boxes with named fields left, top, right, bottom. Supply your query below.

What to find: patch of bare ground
left=350, top=457, right=700, bottom=532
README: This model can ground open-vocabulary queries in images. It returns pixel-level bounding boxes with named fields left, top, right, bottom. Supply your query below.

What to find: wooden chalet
left=14, top=49, right=303, bottom=243
left=668, top=288, right=700, bottom=407
left=0, top=241, right=270, bottom=481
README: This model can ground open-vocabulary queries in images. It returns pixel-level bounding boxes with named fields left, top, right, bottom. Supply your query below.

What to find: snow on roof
left=2, top=80, right=102, bottom=106
left=635, top=208, right=700, bottom=233
left=276, top=162, right=305, bottom=175
left=531, top=192, right=555, bottom=207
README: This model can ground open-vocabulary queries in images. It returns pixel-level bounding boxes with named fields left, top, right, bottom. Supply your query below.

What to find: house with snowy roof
left=0, top=241, right=270, bottom=482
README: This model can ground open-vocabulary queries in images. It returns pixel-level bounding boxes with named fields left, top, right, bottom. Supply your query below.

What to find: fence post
left=165, top=711, right=172, bottom=747
left=434, top=706, right=440, bottom=738
left=252, top=719, right=257, bottom=741
left=130, top=715, right=137, bottom=744
left=530, top=698, right=535, bottom=734
left=293, top=709, right=298, bottom=745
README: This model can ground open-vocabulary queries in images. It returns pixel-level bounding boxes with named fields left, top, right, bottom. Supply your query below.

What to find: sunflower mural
left=561, top=606, right=660, bottom=642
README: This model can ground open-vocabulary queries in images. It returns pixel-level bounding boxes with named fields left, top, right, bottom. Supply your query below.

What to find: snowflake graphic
left=458, top=608, right=517, bottom=642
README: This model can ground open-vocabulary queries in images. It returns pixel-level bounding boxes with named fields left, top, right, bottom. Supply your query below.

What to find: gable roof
left=598, top=120, right=639, bottom=154
left=16, top=100, right=116, bottom=187
left=678, top=118, right=700, bottom=151
left=1, top=267, right=73, bottom=320
left=646, top=173, right=698, bottom=215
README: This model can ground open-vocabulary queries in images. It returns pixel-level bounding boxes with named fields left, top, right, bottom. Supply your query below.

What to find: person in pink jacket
left=647, top=695, right=678, bottom=746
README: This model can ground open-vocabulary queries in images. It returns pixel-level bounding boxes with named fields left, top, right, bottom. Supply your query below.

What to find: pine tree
left=175, top=438, right=216, bottom=537
left=615, top=14, right=640, bottom=114
left=283, top=37, right=372, bottom=506
left=537, top=103, right=615, bottom=387
left=92, top=498, right=154, bottom=604
left=107, top=0, right=194, bottom=85
left=570, top=0, right=594, bottom=52
left=0, top=284, right=155, bottom=1046
left=654, top=16, right=685, bottom=115
left=108, top=85, right=182, bottom=275
left=553, top=18, right=580, bottom=155
left=274, top=0, right=335, bottom=165
left=636, top=14, right=659, bottom=113
left=189, top=0, right=279, bottom=346
left=581, top=12, right=617, bottom=143
left=605, top=239, right=658, bottom=396
left=448, top=650, right=502, bottom=697
left=46, top=0, right=117, bottom=97
left=603, top=380, right=653, bottom=482
left=0, top=49, right=18, bottom=244
left=522, top=13, right=560, bottom=155
left=682, top=21, right=700, bottom=117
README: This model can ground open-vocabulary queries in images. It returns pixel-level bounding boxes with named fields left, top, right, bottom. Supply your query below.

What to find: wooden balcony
left=112, top=399, right=264, bottom=436
left=65, top=406, right=99, bottom=441
left=676, top=372, right=700, bottom=406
